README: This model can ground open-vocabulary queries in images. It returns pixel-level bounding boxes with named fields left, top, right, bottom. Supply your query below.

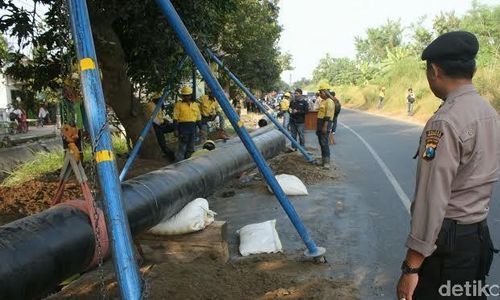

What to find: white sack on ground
left=268, top=174, right=308, bottom=196
left=238, top=220, right=283, bottom=256
left=149, top=198, right=216, bottom=235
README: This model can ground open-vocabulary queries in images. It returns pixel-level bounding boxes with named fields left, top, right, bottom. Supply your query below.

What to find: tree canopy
left=312, top=2, right=500, bottom=89
left=0, top=0, right=286, bottom=157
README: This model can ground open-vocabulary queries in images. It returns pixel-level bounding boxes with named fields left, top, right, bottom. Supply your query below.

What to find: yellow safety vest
left=199, top=95, right=219, bottom=117
left=317, top=98, right=335, bottom=120
left=280, top=99, right=290, bottom=111
left=173, top=101, right=201, bottom=123
left=145, top=101, right=165, bottom=124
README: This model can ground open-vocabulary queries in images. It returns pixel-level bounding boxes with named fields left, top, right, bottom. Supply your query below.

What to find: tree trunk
left=89, top=14, right=160, bottom=159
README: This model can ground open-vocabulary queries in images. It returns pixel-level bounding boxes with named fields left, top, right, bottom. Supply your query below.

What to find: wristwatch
left=401, top=260, right=420, bottom=274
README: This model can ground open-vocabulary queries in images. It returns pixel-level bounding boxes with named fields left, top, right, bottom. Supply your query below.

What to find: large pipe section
left=0, top=129, right=285, bottom=300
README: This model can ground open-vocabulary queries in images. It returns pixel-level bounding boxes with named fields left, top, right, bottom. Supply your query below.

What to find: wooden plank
left=139, top=221, right=227, bottom=243
left=137, top=221, right=229, bottom=263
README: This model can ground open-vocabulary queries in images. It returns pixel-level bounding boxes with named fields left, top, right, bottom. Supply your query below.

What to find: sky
left=278, top=0, right=499, bottom=83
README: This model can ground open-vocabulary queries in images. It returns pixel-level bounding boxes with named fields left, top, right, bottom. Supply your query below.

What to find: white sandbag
left=268, top=174, right=308, bottom=196
left=149, top=198, right=216, bottom=235
left=237, top=220, right=283, bottom=256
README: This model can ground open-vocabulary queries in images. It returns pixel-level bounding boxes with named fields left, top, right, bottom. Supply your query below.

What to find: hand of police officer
left=397, top=273, right=418, bottom=300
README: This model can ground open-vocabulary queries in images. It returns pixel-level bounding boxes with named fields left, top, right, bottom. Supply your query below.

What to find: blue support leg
left=67, top=0, right=142, bottom=298
left=154, top=0, right=325, bottom=257
left=192, top=64, right=197, bottom=100
left=119, top=56, right=188, bottom=181
left=206, top=49, right=314, bottom=163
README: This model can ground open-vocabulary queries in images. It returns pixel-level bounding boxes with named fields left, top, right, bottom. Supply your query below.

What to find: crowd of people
left=4, top=99, right=52, bottom=135
left=146, top=82, right=344, bottom=167
left=145, top=85, right=231, bottom=162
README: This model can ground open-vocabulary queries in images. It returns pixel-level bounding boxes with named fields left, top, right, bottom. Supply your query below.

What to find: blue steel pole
left=207, top=49, right=314, bottom=163
left=119, top=56, right=188, bottom=182
left=192, top=64, right=197, bottom=100
left=67, top=0, right=142, bottom=299
left=154, top=0, right=325, bottom=257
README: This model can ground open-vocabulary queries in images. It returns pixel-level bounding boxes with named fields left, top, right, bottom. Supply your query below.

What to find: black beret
left=421, top=31, right=479, bottom=61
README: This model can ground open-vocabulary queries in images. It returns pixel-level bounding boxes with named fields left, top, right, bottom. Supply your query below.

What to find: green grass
left=1, top=135, right=130, bottom=187
left=1, top=150, right=65, bottom=187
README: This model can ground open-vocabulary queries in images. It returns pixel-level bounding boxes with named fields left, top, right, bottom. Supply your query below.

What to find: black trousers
left=153, top=123, right=175, bottom=161
left=414, top=220, right=497, bottom=300
left=316, top=119, right=332, bottom=160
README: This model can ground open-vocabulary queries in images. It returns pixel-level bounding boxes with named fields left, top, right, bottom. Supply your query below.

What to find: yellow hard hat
left=284, top=92, right=291, bottom=97
left=203, top=140, right=216, bottom=151
left=180, top=86, right=193, bottom=95
left=318, top=82, right=330, bottom=91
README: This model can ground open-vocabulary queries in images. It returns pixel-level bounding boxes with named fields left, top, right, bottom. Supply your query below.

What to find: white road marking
left=340, top=122, right=412, bottom=214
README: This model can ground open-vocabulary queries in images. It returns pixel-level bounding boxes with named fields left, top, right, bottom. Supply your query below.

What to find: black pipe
left=0, top=129, right=285, bottom=300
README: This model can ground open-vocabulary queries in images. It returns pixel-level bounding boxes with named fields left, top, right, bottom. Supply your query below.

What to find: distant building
left=0, top=73, right=19, bottom=122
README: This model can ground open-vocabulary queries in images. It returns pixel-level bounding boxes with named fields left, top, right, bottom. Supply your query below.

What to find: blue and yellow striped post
left=67, top=0, right=142, bottom=298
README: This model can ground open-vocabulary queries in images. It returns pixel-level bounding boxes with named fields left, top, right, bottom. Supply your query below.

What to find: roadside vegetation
left=299, top=2, right=499, bottom=122
left=1, top=136, right=129, bottom=187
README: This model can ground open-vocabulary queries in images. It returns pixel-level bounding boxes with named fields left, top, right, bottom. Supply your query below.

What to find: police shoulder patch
left=422, top=130, right=443, bottom=161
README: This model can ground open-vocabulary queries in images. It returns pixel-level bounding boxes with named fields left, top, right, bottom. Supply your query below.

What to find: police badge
left=422, top=130, right=443, bottom=161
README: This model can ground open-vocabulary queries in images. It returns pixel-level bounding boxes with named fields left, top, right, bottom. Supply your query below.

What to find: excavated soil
left=0, top=157, right=167, bottom=225
left=267, top=152, right=343, bottom=185
left=49, top=254, right=357, bottom=300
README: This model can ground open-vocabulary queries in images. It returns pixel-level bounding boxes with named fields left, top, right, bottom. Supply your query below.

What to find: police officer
left=397, top=31, right=499, bottom=300
left=173, top=86, right=202, bottom=161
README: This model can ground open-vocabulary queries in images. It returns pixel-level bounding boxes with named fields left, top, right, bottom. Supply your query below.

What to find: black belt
left=444, top=218, right=487, bottom=236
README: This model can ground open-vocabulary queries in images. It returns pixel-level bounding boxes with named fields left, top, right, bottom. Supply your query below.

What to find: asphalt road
left=333, top=109, right=500, bottom=298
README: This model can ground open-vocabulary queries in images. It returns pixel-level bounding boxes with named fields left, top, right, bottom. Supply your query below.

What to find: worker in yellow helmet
left=316, top=83, right=335, bottom=169
left=191, top=140, right=216, bottom=157
left=279, top=92, right=291, bottom=130
left=199, top=89, right=228, bottom=142
left=144, top=93, right=175, bottom=161
left=173, top=86, right=202, bottom=161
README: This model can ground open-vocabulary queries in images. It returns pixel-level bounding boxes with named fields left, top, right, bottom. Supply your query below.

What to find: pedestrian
left=406, top=88, right=416, bottom=116
left=396, top=31, right=499, bottom=300
left=378, top=87, right=385, bottom=109
left=316, top=83, right=335, bottom=169
left=279, top=92, right=291, bottom=130
left=13, top=103, right=28, bottom=133
left=329, top=92, right=341, bottom=145
left=145, top=94, right=176, bottom=161
left=37, top=105, right=49, bottom=127
left=173, top=86, right=202, bottom=161
left=289, top=88, right=308, bottom=151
